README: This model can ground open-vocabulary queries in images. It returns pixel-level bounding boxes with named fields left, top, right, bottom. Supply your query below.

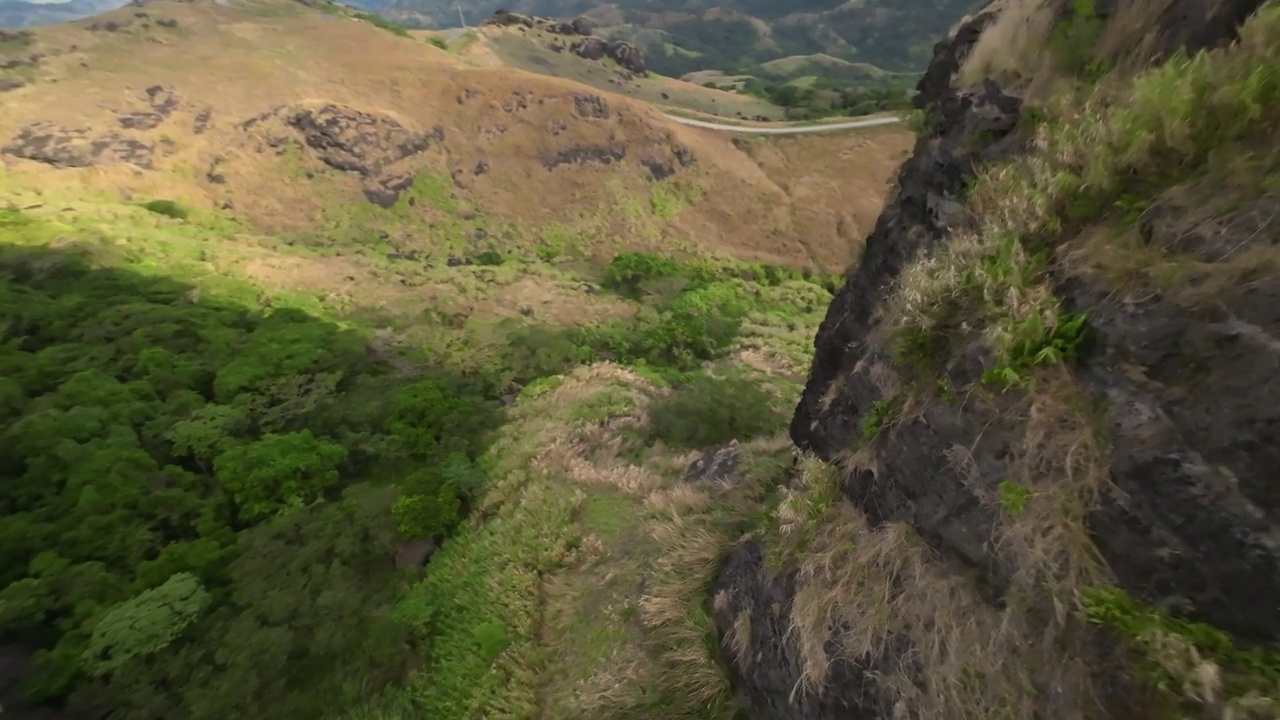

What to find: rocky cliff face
left=710, top=0, right=1279, bottom=717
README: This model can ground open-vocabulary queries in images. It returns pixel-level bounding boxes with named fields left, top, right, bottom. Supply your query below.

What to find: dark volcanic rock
left=569, top=37, right=606, bottom=61
left=605, top=41, right=645, bottom=75
left=573, top=92, right=609, bottom=119
left=280, top=104, right=443, bottom=206
left=683, top=444, right=742, bottom=485
left=0, top=54, right=39, bottom=71
left=711, top=0, right=1277, bottom=718
left=286, top=104, right=433, bottom=175
left=3, top=122, right=154, bottom=168
left=541, top=144, right=625, bottom=170
left=117, top=85, right=180, bottom=130
left=193, top=107, right=213, bottom=134
left=641, top=156, right=675, bottom=180
left=484, top=9, right=534, bottom=28
left=547, top=17, right=593, bottom=35
left=362, top=171, right=416, bottom=208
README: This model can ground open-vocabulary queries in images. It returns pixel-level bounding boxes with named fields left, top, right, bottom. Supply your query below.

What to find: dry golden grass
left=956, top=0, right=1060, bottom=87
left=639, top=473, right=765, bottom=717
left=761, top=450, right=1108, bottom=720
left=446, top=365, right=784, bottom=720
left=958, top=0, right=1222, bottom=92
left=730, top=128, right=916, bottom=273
left=0, top=0, right=912, bottom=271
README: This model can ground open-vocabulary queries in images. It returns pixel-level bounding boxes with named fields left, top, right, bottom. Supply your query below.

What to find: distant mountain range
left=0, top=0, right=986, bottom=78
left=0, top=0, right=128, bottom=27
left=373, top=0, right=988, bottom=75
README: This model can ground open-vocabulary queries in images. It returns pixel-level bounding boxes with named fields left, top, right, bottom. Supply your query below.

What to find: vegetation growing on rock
left=718, top=1, right=1280, bottom=719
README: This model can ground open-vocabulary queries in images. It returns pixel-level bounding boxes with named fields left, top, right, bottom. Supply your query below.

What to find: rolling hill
left=371, top=0, right=988, bottom=77
left=0, top=0, right=127, bottom=28
left=0, top=0, right=911, bottom=273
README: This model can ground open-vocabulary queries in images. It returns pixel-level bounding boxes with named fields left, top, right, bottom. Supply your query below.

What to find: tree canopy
left=0, top=249, right=502, bottom=718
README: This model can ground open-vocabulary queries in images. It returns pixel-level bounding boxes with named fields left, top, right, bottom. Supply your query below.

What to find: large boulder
left=605, top=41, right=645, bottom=75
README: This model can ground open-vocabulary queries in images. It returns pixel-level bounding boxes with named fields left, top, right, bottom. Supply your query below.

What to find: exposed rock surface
left=117, top=84, right=179, bottom=130
left=236, top=103, right=445, bottom=207
left=483, top=9, right=592, bottom=36
left=567, top=36, right=646, bottom=74
left=710, top=0, right=1278, bottom=717
left=569, top=36, right=606, bottom=60
left=541, top=143, right=625, bottom=169
left=605, top=40, right=645, bottom=74
left=2, top=122, right=154, bottom=168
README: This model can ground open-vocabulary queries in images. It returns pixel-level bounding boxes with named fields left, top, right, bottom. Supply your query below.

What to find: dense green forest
left=0, top=244, right=502, bottom=718
left=0, top=238, right=834, bottom=718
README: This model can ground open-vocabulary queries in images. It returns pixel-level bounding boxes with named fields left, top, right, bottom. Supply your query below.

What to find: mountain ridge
left=361, top=0, right=988, bottom=77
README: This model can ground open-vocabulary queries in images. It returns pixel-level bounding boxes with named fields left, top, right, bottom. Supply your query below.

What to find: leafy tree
left=165, top=404, right=251, bottom=466
left=0, top=250, right=501, bottom=715
left=82, top=572, right=212, bottom=676
left=647, top=372, right=788, bottom=448
left=392, top=476, right=462, bottom=539
left=212, top=430, right=348, bottom=520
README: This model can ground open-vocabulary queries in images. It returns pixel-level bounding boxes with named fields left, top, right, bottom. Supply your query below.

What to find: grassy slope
left=451, top=23, right=786, bottom=120
left=0, top=0, right=911, bottom=276
left=353, top=367, right=796, bottom=720
left=756, top=53, right=889, bottom=77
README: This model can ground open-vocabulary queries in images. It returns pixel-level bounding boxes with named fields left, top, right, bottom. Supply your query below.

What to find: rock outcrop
left=117, top=84, right=180, bottom=130
left=481, top=10, right=646, bottom=76
left=483, top=9, right=592, bottom=36
left=236, top=103, right=445, bottom=207
left=605, top=40, right=645, bottom=75
left=567, top=37, right=646, bottom=74
left=710, top=0, right=1278, bottom=717
left=2, top=122, right=154, bottom=168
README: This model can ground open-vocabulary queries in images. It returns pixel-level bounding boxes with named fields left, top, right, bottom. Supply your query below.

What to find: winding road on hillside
left=661, top=113, right=904, bottom=134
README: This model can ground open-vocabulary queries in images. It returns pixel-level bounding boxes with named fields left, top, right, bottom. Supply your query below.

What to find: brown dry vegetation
left=956, top=0, right=1194, bottom=92
left=755, top=438, right=1111, bottom=720
left=0, top=0, right=912, bottom=273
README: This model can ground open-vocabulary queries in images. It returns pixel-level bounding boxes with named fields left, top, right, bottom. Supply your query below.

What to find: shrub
left=646, top=373, right=787, bottom=449
left=474, top=250, right=504, bottom=266
left=141, top=200, right=188, bottom=219
left=601, top=252, right=682, bottom=298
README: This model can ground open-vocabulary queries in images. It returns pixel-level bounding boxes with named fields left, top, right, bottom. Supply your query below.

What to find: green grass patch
left=352, top=11, right=411, bottom=37
left=648, top=177, right=702, bottom=219
left=1080, top=586, right=1280, bottom=714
